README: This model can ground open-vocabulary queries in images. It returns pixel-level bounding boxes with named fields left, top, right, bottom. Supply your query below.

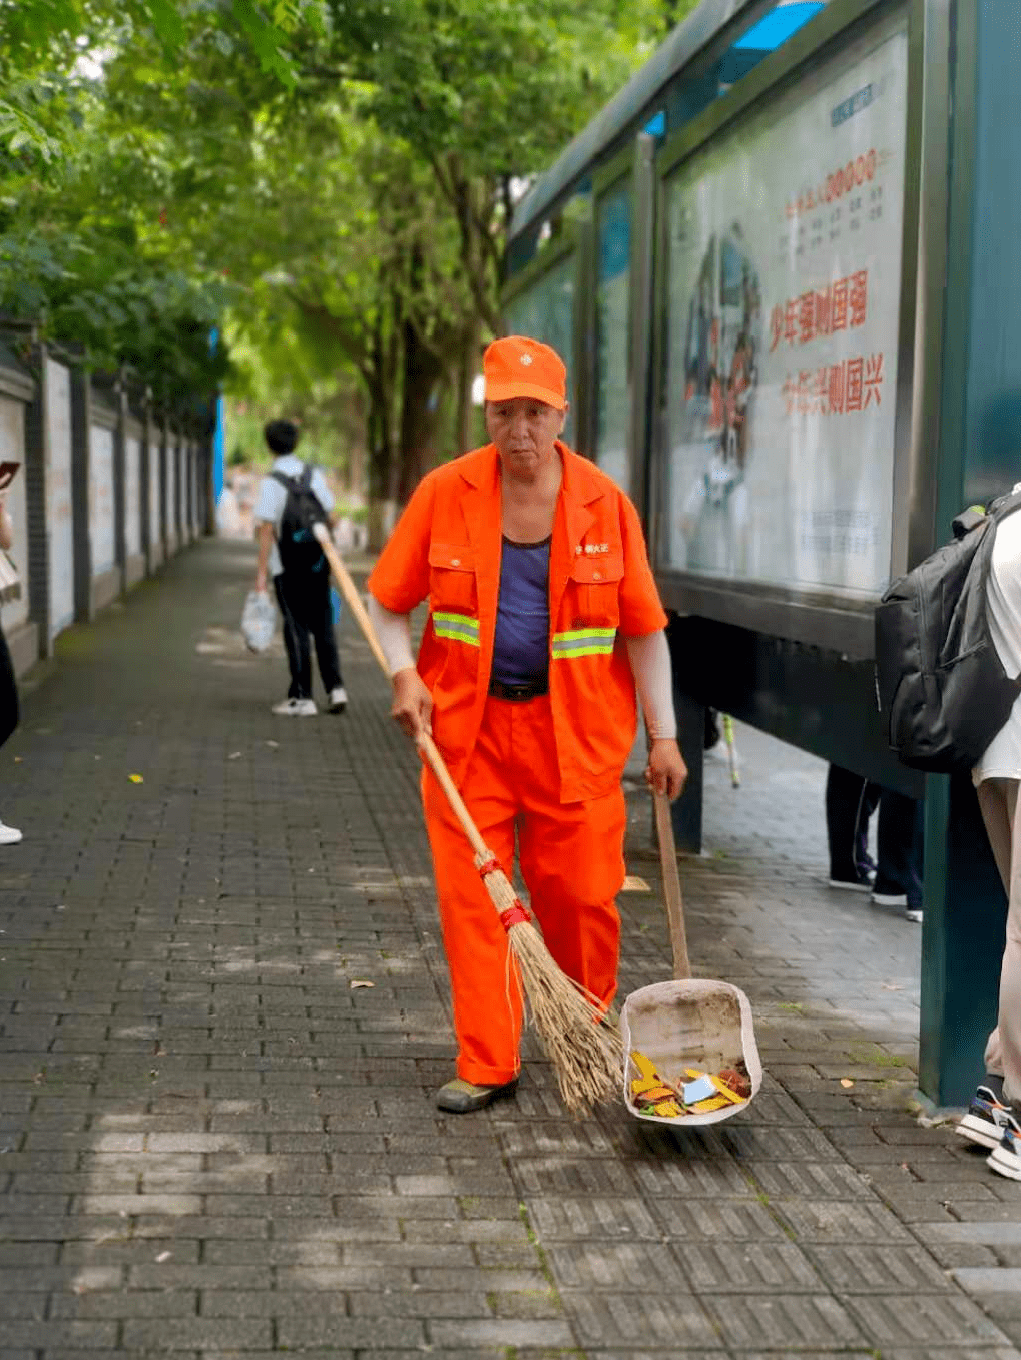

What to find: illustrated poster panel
left=664, top=27, right=908, bottom=598
left=595, top=184, right=631, bottom=490
left=504, top=254, right=576, bottom=448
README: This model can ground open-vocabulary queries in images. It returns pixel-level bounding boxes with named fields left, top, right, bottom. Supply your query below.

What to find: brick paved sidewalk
left=1, top=536, right=1019, bottom=1359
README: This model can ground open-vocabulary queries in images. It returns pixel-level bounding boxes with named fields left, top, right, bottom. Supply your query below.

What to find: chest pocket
left=428, top=541, right=479, bottom=644
left=568, top=552, right=624, bottom=628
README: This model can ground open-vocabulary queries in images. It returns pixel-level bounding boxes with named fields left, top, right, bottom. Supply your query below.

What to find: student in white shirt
left=253, top=420, right=347, bottom=717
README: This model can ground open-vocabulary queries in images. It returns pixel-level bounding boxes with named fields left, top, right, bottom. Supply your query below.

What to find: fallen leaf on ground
left=882, top=983, right=903, bottom=991
left=622, top=875, right=651, bottom=892
left=266, top=740, right=279, bottom=748
left=350, top=979, right=374, bottom=989
left=840, top=1078, right=855, bottom=1089
left=228, top=751, right=242, bottom=759
left=128, top=774, right=143, bottom=783
left=155, top=1251, right=171, bottom=1263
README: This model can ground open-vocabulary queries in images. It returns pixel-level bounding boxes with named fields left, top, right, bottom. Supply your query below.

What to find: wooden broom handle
left=653, top=789, right=691, bottom=981
left=313, top=523, right=491, bottom=861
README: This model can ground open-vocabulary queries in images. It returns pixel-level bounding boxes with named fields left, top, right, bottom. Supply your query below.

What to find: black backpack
left=875, top=488, right=1021, bottom=774
left=272, top=465, right=328, bottom=575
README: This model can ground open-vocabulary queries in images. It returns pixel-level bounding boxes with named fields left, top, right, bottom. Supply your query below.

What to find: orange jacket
left=367, top=442, right=668, bottom=802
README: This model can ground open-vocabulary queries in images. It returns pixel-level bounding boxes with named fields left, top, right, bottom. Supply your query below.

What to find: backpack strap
left=271, top=470, right=297, bottom=493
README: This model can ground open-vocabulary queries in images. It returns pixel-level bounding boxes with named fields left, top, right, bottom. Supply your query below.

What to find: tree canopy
left=1, top=0, right=693, bottom=510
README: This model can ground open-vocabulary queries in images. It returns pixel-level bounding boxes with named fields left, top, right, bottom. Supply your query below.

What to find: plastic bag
left=241, top=589, right=276, bottom=653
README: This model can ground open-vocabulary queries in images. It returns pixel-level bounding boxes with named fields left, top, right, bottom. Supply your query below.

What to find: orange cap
left=483, top=335, right=567, bottom=410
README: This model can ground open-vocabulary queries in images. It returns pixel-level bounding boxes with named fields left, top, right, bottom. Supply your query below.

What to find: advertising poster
left=594, top=185, right=631, bottom=490
left=664, top=27, right=908, bottom=598
left=504, top=253, right=576, bottom=448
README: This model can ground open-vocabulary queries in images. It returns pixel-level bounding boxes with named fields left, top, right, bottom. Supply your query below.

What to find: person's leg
left=514, top=698, right=624, bottom=1012
left=0, top=627, right=19, bottom=749
left=873, top=790, right=921, bottom=904
left=274, top=573, right=312, bottom=699
left=978, top=779, right=1021, bottom=1103
left=307, top=571, right=343, bottom=695
left=967, top=779, right=1021, bottom=1168
left=826, top=765, right=871, bottom=886
left=855, top=780, right=881, bottom=875
left=422, top=701, right=521, bottom=1089
left=0, top=628, right=21, bottom=842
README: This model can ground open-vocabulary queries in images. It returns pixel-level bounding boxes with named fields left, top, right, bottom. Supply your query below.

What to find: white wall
left=89, top=423, right=115, bottom=577
left=166, top=436, right=177, bottom=540
left=44, top=359, right=74, bottom=638
left=149, top=433, right=161, bottom=549
left=125, top=433, right=141, bottom=559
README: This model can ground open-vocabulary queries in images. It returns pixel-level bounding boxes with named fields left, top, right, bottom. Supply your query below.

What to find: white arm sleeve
left=368, top=595, right=416, bottom=676
left=625, top=630, right=677, bottom=741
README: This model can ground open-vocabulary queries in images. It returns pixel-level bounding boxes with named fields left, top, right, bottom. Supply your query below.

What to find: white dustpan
left=621, top=791, right=762, bottom=1127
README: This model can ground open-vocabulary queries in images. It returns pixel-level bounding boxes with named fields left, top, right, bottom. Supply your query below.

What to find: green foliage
left=0, top=0, right=692, bottom=476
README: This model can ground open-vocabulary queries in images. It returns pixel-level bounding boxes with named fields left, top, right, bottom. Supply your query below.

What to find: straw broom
left=312, top=523, right=622, bottom=1115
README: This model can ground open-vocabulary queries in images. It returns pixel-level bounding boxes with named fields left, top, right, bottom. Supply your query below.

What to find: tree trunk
left=397, top=326, right=445, bottom=503
left=454, top=317, right=480, bottom=457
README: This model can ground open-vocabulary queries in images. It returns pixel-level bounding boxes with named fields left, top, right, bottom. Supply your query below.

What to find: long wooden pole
left=653, top=789, right=691, bottom=982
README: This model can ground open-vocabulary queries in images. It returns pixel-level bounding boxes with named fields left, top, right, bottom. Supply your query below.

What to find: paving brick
left=545, top=1241, right=688, bottom=1291
left=675, top=1241, right=823, bottom=1292
left=275, top=1316, right=426, bottom=1349
left=841, top=1291, right=1012, bottom=1345
left=122, top=1320, right=272, bottom=1350
left=701, top=1291, right=865, bottom=1348
left=558, top=1292, right=719, bottom=1348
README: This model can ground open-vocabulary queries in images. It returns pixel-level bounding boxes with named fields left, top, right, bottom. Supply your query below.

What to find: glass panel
left=594, top=181, right=631, bottom=489
left=503, top=254, right=576, bottom=448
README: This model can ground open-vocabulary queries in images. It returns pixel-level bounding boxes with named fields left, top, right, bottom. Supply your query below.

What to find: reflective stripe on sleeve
left=552, top=627, right=616, bottom=659
left=432, top=611, right=481, bottom=647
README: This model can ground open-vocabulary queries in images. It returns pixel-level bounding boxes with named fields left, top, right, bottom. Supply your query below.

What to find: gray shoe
left=435, top=1077, right=518, bottom=1113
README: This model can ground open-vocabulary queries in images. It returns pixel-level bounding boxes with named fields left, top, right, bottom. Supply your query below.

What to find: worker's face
left=486, top=398, right=565, bottom=481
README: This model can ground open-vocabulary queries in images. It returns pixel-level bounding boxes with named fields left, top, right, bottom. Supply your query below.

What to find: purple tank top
left=492, top=536, right=551, bottom=686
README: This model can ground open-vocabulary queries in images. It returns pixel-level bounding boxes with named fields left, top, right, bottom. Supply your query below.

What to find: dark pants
left=874, top=790, right=925, bottom=908
left=826, top=764, right=880, bottom=880
left=273, top=570, right=342, bottom=700
left=826, top=764, right=923, bottom=906
left=0, top=627, right=18, bottom=750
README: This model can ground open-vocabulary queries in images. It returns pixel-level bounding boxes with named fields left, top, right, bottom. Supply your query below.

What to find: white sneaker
left=271, top=698, right=318, bottom=716
left=328, top=686, right=348, bottom=714
left=872, top=890, right=907, bottom=907
left=0, top=820, right=23, bottom=845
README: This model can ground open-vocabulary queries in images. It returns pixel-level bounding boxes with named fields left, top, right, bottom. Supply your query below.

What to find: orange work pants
left=422, top=695, right=626, bottom=1086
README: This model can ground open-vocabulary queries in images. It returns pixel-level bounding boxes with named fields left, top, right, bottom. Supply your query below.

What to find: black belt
left=488, top=676, right=548, bottom=702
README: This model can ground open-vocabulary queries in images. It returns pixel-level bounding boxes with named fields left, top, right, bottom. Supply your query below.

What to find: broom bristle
left=507, top=921, right=623, bottom=1116
left=474, top=852, right=623, bottom=1115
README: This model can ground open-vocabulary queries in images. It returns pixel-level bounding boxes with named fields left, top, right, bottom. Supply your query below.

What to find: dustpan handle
left=653, top=789, right=691, bottom=981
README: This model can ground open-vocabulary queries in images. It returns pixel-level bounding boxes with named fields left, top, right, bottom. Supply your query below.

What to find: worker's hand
left=391, top=666, right=433, bottom=740
left=646, top=738, right=687, bottom=801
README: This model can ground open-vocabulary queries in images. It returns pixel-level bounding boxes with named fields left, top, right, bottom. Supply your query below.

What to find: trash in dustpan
left=620, top=791, right=762, bottom=1127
